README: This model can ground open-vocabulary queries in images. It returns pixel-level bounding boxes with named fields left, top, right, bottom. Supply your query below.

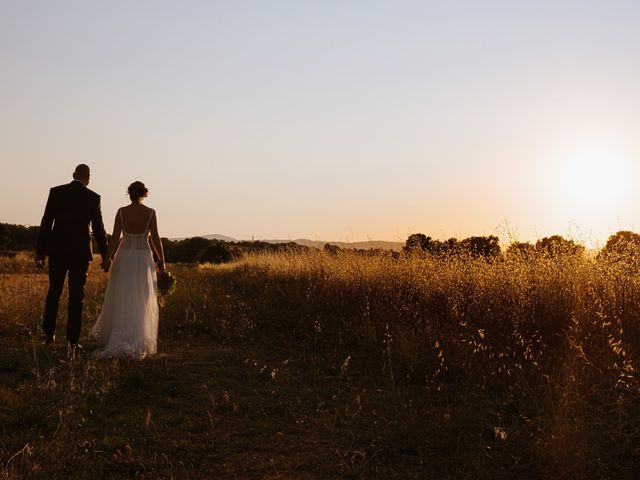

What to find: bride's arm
left=105, top=210, right=123, bottom=261
left=149, top=211, right=165, bottom=270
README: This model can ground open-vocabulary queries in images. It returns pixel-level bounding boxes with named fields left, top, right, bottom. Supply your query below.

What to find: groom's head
left=73, top=164, right=91, bottom=186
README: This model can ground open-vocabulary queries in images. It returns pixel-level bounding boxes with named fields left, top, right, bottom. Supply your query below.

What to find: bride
left=92, top=181, right=165, bottom=359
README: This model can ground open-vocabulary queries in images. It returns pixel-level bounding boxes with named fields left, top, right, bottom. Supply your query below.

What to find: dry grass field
left=1, top=250, right=640, bottom=479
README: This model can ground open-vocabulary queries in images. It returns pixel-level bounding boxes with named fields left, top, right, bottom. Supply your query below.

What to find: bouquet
left=157, top=269, right=176, bottom=297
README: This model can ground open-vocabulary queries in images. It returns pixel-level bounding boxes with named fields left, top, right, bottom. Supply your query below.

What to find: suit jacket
left=36, top=181, right=108, bottom=262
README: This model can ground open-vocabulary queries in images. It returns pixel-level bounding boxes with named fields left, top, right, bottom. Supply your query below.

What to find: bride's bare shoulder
left=121, top=204, right=152, bottom=212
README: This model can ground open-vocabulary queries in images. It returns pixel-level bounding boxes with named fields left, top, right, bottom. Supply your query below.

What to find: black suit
left=37, top=181, right=108, bottom=345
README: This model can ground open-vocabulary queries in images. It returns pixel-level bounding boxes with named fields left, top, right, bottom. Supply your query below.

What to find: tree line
left=3, top=221, right=640, bottom=264
left=0, top=222, right=307, bottom=264
left=403, top=231, right=640, bottom=261
left=161, top=237, right=309, bottom=264
left=0, top=223, right=39, bottom=252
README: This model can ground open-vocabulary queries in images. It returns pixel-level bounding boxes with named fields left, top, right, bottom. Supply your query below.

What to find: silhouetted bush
left=599, top=231, right=640, bottom=261
left=324, top=243, right=341, bottom=255
left=536, top=235, right=584, bottom=258
left=506, top=241, right=536, bottom=259
left=404, top=234, right=460, bottom=256
left=403, top=233, right=431, bottom=255
left=596, top=231, right=640, bottom=273
left=199, top=241, right=233, bottom=264
left=459, top=235, right=501, bottom=258
left=164, top=237, right=211, bottom=263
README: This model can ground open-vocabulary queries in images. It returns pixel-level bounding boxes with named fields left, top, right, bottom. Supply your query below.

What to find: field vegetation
left=1, top=246, right=640, bottom=478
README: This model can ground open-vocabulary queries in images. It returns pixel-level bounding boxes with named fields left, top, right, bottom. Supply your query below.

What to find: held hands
left=35, top=254, right=46, bottom=269
left=156, top=261, right=166, bottom=272
left=101, top=258, right=112, bottom=272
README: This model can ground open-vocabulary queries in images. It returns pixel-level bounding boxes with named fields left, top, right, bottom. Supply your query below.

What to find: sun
left=553, top=147, right=632, bottom=213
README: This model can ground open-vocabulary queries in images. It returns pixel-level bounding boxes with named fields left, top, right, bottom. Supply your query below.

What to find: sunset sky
left=2, top=1, right=640, bottom=246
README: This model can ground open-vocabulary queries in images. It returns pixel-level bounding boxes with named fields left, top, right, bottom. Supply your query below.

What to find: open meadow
left=1, top=250, right=640, bottom=479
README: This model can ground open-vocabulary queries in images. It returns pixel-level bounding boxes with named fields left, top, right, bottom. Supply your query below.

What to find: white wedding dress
left=92, top=209, right=159, bottom=359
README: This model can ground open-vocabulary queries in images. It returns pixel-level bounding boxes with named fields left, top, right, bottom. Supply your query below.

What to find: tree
left=460, top=236, right=501, bottom=258
left=440, top=238, right=460, bottom=256
left=323, top=243, right=341, bottom=255
left=404, top=234, right=462, bottom=257
left=165, top=237, right=211, bottom=263
left=598, top=230, right=640, bottom=263
left=0, top=224, right=9, bottom=250
left=161, top=237, right=176, bottom=261
left=535, top=235, right=584, bottom=258
left=506, top=241, right=536, bottom=259
left=199, top=241, right=233, bottom=264
left=403, top=233, right=432, bottom=255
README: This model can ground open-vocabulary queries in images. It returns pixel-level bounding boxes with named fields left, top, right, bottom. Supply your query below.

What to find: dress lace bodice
left=121, top=231, right=151, bottom=251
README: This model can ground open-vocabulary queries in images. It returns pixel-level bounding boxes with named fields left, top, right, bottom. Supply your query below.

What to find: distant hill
left=170, top=234, right=237, bottom=242
left=265, top=239, right=404, bottom=251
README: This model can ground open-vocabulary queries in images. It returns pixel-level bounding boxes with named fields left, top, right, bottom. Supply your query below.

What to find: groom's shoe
left=42, top=333, right=55, bottom=345
left=67, top=342, right=83, bottom=352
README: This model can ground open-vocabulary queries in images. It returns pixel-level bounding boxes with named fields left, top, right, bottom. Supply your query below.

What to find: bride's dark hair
left=128, top=181, right=148, bottom=201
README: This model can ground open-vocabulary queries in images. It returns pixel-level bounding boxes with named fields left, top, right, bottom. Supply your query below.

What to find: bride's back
left=120, top=204, right=153, bottom=234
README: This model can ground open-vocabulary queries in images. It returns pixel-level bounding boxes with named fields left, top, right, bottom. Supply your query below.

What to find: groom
left=36, top=164, right=108, bottom=349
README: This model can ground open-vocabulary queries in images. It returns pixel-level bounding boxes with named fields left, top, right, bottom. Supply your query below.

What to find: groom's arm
left=91, top=195, right=108, bottom=260
left=36, top=188, right=56, bottom=260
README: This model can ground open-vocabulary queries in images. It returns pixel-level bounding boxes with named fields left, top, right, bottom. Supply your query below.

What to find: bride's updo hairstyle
left=128, top=181, right=148, bottom=202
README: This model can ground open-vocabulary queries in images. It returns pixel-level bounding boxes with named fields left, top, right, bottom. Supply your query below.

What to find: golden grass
left=181, top=250, right=640, bottom=477
left=1, top=250, right=640, bottom=478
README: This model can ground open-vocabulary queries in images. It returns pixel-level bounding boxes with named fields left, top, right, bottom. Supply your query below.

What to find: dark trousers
left=42, top=255, right=89, bottom=345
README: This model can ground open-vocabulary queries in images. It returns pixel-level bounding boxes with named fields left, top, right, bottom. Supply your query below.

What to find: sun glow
left=552, top=146, right=633, bottom=214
